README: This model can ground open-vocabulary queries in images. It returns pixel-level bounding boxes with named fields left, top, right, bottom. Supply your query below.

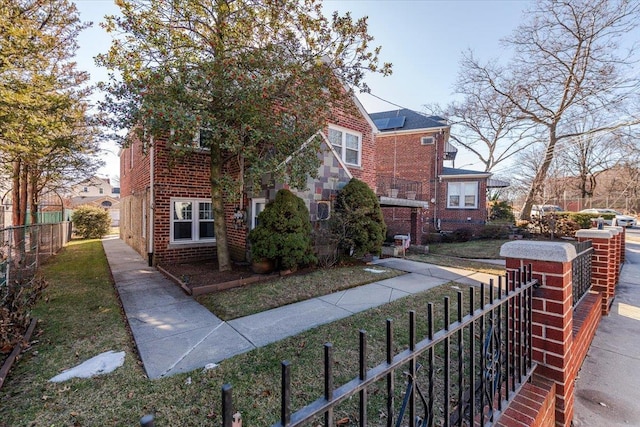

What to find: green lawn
left=0, top=239, right=491, bottom=426
left=197, top=265, right=405, bottom=320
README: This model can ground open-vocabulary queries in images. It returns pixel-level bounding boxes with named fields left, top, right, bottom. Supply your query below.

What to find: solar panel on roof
left=374, top=116, right=406, bottom=130
left=373, top=118, right=390, bottom=129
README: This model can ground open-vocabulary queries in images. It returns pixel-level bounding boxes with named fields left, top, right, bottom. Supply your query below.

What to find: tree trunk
left=210, top=144, right=231, bottom=272
left=11, top=160, right=24, bottom=227
left=521, top=124, right=558, bottom=220
left=29, top=168, right=39, bottom=225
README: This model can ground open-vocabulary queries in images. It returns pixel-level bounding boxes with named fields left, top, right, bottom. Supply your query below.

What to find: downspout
left=147, top=136, right=155, bottom=267
left=433, top=132, right=438, bottom=230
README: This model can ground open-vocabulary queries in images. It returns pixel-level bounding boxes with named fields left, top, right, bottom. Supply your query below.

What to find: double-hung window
left=328, top=125, right=361, bottom=166
left=447, top=182, right=478, bottom=209
left=192, top=128, right=213, bottom=150
left=171, top=198, right=215, bottom=243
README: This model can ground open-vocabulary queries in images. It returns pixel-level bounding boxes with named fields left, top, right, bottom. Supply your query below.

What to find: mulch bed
left=158, top=259, right=338, bottom=296
left=158, top=260, right=279, bottom=296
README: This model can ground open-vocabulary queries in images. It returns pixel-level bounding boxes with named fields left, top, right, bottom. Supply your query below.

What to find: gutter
left=148, top=136, right=155, bottom=267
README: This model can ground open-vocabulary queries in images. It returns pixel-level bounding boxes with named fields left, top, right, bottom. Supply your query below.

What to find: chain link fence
left=0, top=222, right=72, bottom=289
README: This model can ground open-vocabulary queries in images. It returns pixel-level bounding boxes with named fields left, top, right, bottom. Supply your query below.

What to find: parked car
left=579, top=208, right=637, bottom=228
left=531, top=205, right=563, bottom=217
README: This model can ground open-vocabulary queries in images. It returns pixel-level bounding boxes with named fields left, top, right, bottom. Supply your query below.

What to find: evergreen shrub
left=331, top=178, right=386, bottom=257
left=248, top=189, right=316, bottom=270
left=71, top=206, right=111, bottom=239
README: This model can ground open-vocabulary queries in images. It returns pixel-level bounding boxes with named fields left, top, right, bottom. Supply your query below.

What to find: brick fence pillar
left=575, top=229, right=617, bottom=315
left=500, top=241, right=577, bottom=427
left=605, top=226, right=623, bottom=284
left=615, top=226, right=626, bottom=263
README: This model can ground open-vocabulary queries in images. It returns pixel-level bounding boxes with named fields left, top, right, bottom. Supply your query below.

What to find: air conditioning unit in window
left=317, top=201, right=331, bottom=220
left=421, top=136, right=435, bottom=145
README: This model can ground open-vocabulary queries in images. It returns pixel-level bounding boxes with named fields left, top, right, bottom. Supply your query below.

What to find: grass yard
left=406, top=239, right=508, bottom=276
left=0, top=239, right=488, bottom=426
left=428, top=239, right=508, bottom=259
left=196, top=265, right=405, bottom=320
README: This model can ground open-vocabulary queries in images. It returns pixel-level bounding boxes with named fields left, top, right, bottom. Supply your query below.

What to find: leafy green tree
left=72, top=206, right=111, bottom=239
left=0, top=0, right=102, bottom=227
left=97, top=0, right=391, bottom=271
left=248, top=189, right=316, bottom=271
left=332, top=178, right=386, bottom=257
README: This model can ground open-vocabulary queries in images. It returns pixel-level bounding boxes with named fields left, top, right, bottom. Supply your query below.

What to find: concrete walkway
left=102, top=237, right=499, bottom=379
left=573, top=238, right=640, bottom=426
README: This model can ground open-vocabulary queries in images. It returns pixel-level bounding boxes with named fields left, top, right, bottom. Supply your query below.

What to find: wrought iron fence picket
left=217, top=266, right=538, bottom=427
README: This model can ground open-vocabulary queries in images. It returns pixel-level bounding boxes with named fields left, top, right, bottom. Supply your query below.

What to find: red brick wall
left=382, top=207, right=412, bottom=238
left=506, top=256, right=574, bottom=427
left=576, top=230, right=618, bottom=315
left=437, top=177, right=488, bottom=233
left=572, top=292, right=601, bottom=373
left=375, top=131, right=438, bottom=199
left=497, top=374, right=556, bottom=427
left=327, top=100, right=376, bottom=189
left=119, top=136, right=151, bottom=258
left=151, top=138, right=249, bottom=265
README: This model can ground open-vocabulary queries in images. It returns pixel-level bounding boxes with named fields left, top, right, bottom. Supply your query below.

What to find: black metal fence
left=572, top=241, right=594, bottom=307
left=220, top=266, right=538, bottom=427
left=376, top=175, right=423, bottom=200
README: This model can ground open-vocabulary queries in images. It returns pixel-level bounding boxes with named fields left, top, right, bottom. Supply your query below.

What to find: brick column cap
left=604, top=225, right=623, bottom=235
left=500, top=241, right=577, bottom=262
left=575, top=229, right=615, bottom=239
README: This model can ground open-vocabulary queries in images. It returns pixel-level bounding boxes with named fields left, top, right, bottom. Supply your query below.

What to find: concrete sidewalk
left=102, top=237, right=499, bottom=379
left=573, top=239, right=640, bottom=426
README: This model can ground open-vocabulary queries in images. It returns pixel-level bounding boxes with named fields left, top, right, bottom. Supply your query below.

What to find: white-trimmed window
left=192, top=128, right=212, bottom=150
left=447, top=182, right=478, bottom=209
left=171, top=128, right=212, bottom=150
left=251, top=198, right=267, bottom=229
left=171, top=198, right=215, bottom=243
left=328, top=125, right=361, bottom=166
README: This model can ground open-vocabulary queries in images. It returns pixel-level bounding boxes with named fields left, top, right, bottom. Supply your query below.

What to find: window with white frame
left=251, top=198, right=267, bottom=229
left=328, top=125, right=361, bottom=166
left=447, top=182, right=478, bottom=209
left=171, top=198, right=215, bottom=243
left=192, top=128, right=212, bottom=150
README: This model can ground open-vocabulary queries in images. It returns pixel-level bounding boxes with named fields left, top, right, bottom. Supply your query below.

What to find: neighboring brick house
left=370, top=108, right=491, bottom=244
left=119, top=102, right=492, bottom=266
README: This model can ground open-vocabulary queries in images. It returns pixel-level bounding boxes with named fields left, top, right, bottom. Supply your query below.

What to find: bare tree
left=461, top=0, right=640, bottom=219
left=556, top=118, right=624, bottom=199
left=431, top=63, right=536, bottom=173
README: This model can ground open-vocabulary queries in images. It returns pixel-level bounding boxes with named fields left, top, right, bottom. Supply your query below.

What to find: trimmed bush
left=479, top=223, right=511, bottom=239
left=441, top=227, right=474, bottom=243
left=332, top=178, right=386, bottom=257
left=488, top=200, right=515, bottom=222
left=248, top=189, right=316, bottom=270
left=71, top=206, right=111, bottom=239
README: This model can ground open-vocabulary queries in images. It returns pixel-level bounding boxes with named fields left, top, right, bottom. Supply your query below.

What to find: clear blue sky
left=74, top=0, right=530, bottom=178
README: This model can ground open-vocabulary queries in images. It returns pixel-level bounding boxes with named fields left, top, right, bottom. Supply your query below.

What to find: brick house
left=119, top=102, right=492, bottom=266
left=119, top=94, right=377, bottom=266
left=371, top=108, right=491, bottom=244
